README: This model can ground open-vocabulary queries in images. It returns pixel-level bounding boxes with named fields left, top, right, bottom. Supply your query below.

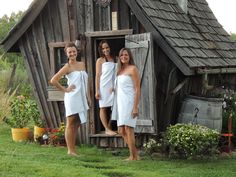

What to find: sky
left=0, top=0, right=235, bottom=34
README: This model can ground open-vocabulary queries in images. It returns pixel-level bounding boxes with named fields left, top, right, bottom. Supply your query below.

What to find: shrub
left=4, top=95, right=40, bottom=128
left=164, top=123, right=220, bottom=159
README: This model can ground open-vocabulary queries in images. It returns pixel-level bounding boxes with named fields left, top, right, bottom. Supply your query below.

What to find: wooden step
left=89, top=133, right=127, bottom=148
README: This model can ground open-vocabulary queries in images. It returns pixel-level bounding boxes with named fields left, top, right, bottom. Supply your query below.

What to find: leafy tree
left=0, top=11, right=32, bottom=97
left=231, top=33, right=236, bottom=41
left=0, top=11, right=23, bottom=41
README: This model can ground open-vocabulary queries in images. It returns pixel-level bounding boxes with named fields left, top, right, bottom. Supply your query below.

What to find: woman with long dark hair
left=95, top=40, right=117, bottom=135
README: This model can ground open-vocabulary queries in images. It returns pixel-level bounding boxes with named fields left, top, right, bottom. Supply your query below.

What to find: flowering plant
left=48, top=122, right=66, bottom=146
left=4, top=95, right=40, bottom=128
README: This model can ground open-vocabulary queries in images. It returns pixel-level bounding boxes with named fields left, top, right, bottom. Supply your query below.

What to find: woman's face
left=66, top=46, right=77, bottom=60
left=119, top=50, right=130, bottom=64
left=101, top=43, right=110, bottom=56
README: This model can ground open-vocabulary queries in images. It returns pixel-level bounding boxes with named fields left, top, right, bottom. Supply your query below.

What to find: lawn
left=1, top=123, right=236, bottom=177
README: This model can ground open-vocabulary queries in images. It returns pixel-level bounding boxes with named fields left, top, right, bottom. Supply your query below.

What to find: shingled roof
left=135, top=0, right=236, bottom=69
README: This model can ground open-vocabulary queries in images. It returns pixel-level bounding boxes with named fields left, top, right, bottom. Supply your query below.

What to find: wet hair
left=117, top=48, right=135, bottom=75
left=98, top=40, right=113, bottom=59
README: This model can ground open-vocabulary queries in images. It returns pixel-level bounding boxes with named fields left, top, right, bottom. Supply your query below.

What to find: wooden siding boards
left=58, top=0, right=71, bottom=41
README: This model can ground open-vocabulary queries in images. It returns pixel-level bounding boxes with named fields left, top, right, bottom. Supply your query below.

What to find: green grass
left=1, top=123, right=236, bottom=177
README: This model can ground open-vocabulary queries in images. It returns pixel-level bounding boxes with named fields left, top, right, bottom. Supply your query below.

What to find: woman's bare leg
left=100, top=108, right=116, bottom=135
left=65, top=115, right=78, bottom=156
left=126, top=126, right=139, bottom=160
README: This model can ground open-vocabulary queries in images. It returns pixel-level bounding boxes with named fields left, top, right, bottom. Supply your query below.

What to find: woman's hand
left=132, top=108, right=139, bottom=118
left=65, top=84, right=76, bottom=92
left=109, top=87, right=115, bottom=94
left=95, top=91, right=100, bottom=100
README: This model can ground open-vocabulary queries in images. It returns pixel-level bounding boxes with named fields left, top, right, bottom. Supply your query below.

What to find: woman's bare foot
left=105, top=129, right=117, bottom=136
left=68, top=152, right=79, bottom=157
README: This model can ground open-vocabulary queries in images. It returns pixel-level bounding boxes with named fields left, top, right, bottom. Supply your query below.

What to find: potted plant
left=4, top=95, right=33, bottom=142
left=30, top=99, right=46, bottom=141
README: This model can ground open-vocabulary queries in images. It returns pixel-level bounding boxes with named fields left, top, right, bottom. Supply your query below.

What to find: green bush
left=4, top=95, right=40, bottom=128
left=164, top=123, right=220, bottom=159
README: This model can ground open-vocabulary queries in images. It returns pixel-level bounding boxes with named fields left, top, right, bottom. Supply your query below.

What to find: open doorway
left=93, top=37, right=125, bottom=134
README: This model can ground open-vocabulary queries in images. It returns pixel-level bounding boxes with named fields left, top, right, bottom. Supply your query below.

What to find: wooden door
left=125, top=33, right=156, bottom=133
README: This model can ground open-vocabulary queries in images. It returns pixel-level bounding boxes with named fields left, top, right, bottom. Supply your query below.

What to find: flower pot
left=34, top=126, right=46, bottom=141
left=11, top=127, right=30, bottom=142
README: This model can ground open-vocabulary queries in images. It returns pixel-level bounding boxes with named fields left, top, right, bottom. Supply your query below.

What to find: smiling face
left=119, top=49, right=130, bottom=65
left=66, top=46, right=77, bottom=61
left=101, top=42, right=110, bottom=56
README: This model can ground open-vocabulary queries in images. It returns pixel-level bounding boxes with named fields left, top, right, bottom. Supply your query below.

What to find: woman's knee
left=118, top=127, right=125, bottom=136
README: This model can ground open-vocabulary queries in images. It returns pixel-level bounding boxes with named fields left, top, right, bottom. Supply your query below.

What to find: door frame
left=85, top=29, right=133, bottom=134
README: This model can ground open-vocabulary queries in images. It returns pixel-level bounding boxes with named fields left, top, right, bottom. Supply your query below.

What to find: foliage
left=1, top=123, right=236, bottom=177
left=0, top=88, right=16, bottom=122
left=230, top=33, right=236, bottom=41
left=0, top=12, right=23, bottom=41
left=48, top=122, right=66, bottom=146
left=143, top=138, right=163, bottom=155
left=164, top=123, right=220, bottom=159
left=3, top=95, right=40, bottom=128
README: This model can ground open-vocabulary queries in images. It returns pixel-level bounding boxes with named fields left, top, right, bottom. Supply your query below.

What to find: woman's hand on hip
left=95, top=91, right=100, bottom=100
left=65, top=84, right=76, bottom=92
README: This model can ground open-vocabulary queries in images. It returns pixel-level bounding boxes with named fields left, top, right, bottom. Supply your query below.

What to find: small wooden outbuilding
left=1, top=0, right=236, bottom=147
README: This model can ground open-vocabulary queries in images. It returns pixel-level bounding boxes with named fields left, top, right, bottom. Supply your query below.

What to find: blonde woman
left=112, top=48, right=141, bottom=160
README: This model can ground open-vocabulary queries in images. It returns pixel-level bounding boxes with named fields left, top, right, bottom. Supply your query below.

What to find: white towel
left=99, top=62, right=116, bottom=107
left=64, top=71, right=89, bottom=124
left=112, top=75, right=137, bottom=127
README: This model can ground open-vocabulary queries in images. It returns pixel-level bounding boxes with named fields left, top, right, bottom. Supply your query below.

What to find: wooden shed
left=1, top=0, right=236, bottom=147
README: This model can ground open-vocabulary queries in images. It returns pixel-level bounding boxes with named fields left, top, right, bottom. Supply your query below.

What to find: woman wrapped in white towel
left=112, top=48, right=141, bottom=160
left=50, top=42, right=90, bottom=157
left=95, top=40, right=117, bottom=135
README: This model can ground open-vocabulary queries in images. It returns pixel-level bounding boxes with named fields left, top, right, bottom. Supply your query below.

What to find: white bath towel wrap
left=112, top=75, right=137, bottom=127
left=99, top=62, right=116, bottom=107
left=64, top=71, right=89, bottom=124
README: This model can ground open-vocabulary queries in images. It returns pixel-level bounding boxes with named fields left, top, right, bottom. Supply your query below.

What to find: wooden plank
left=76, top=0, right=85, bottom=33
left=42, top=4, right=55, bottom=43
left=58, top=0, right=71, bottom=41
left=48, top=0, right=63, bottom=42
left=47, top=90, right=64, bottom=101
left=119, top=0, right=130, bottom=29
left=35, top=14, right=51, bottom=79
left=85, top=0, right=94, bottom=32
left=85, top=36, right=96, bottom=134
left=85, top=29, right=133, bottom=37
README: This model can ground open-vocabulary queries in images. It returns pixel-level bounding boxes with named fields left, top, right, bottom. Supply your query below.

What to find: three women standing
left=50, top=41, right=141, bottom=161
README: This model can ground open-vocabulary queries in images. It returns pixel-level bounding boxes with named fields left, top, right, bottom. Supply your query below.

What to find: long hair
left=117, top=48, right=135, bottom=75
left=98, top=40, right=114, bottom=59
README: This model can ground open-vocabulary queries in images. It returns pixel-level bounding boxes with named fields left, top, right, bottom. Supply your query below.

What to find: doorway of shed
left=94, top=37, right=125, bottom=134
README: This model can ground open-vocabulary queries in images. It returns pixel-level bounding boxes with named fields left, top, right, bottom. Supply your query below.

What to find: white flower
left=222, top=101, right=227, bottom=108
